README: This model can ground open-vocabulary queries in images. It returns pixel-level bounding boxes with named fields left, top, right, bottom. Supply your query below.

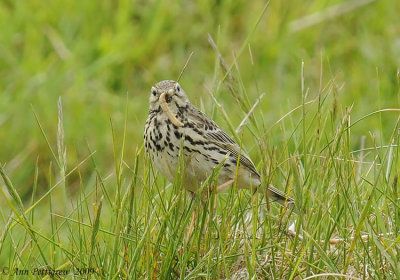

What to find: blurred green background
left=0, top=0, right=399, bottom=199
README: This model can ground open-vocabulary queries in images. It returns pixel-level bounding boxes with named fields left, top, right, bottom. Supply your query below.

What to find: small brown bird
left=144, top=80, right=295, bottom=213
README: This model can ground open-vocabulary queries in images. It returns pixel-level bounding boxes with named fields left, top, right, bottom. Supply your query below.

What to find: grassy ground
left=1, top=0, right=400, bottom=278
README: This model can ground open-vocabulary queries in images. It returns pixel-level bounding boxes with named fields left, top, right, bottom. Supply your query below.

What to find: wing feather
left=186, top=105, right=260, bottom=177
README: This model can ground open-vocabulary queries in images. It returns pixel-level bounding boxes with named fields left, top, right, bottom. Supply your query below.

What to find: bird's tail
left=265, top=184, right=296, bottom=214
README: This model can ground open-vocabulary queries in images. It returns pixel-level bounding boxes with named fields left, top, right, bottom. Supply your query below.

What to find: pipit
left=144, top=80, right=295, bottom=238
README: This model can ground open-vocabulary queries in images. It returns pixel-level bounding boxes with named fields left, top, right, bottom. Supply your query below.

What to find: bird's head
left=149, top=80, right=189, bottom=112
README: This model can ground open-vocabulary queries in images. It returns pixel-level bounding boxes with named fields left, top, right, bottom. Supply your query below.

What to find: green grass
left=1, top=0, right=400, bottom=278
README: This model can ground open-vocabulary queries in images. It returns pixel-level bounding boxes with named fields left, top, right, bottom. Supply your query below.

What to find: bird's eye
left=152, top=90, right=157, bottom=96
left=176, top=85, right=181, bottom=92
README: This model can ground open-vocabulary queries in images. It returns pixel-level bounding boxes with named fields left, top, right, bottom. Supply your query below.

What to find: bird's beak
left=166, top=89, right=175, bottom=96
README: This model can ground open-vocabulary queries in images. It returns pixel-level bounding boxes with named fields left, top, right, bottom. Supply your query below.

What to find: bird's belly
left=151, top=148, right=260, bottom=193
left=181, top=151, right=215, bottom=192
left=149, top=146, right=209, bottom=193
left=182, top=148, right=238, bottom=192
left=150, top=150, right=178, bottom=184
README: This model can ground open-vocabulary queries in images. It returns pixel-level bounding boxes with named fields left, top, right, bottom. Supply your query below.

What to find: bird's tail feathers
left=265, top=184, right=296, bottom=214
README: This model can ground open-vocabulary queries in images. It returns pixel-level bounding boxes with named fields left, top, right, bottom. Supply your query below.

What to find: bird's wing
left=186, top=105, right=260, bottom=177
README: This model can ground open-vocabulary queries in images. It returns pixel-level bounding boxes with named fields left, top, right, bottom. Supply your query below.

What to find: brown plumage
left=144, top=80, right=295, bottom=211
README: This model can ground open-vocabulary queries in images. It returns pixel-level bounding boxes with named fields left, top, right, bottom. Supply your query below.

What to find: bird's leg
left=185, top=183, right=213, bottom=244
left=186, top=180, right=235, bottom=243
left=202, top=179, right=235, bottom=200
left=186, top=183, right=212, bottom=244
left=185, top=208, right=197, bottom=243
left=185, top=192, right=197, bottom=243
left=215, top=179, right=235, bottom=193
left=209, top=179, right=236, bottom=215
